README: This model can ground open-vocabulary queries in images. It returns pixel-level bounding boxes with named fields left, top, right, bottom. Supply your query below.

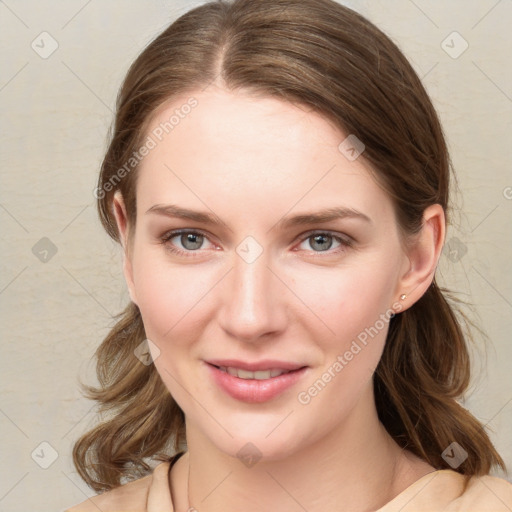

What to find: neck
left=173, top=386, right=420, bottom=512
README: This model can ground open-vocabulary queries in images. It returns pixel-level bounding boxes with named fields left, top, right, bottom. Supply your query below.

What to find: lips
left=205, top=360, right=308, bottom=403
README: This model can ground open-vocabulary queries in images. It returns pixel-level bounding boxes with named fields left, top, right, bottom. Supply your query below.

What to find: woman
left=67, top=0, right=512, bottom=510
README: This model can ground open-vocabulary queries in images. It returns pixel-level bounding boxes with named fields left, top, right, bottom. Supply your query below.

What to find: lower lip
left=206, top=363, right=308, bottom=403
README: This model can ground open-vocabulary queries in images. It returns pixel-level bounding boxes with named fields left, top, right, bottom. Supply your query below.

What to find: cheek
left=131, top=248, right=211, bottom=344
left=133, top=257, right=213, bottom=400
left=290, top=257, right=400, bottom=407
left=291, top=256, right=399, bottom=343
left=292, top=265, right=397, bottom=416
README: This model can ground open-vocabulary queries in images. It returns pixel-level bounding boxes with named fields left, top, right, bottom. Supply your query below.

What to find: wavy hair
left=73, top=0, right=505, bottom=492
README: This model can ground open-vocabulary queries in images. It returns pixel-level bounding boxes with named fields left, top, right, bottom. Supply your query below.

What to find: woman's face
left=117, top=88, right=412, bottom=460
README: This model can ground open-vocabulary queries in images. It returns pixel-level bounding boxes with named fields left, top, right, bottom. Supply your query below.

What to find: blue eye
left=161, top=230, right=213, bottom=256
left=160, top=229, right=352, bottom=257
left=299, top=231, right=354, bottom=258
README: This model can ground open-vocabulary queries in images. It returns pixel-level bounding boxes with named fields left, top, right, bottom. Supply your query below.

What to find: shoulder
left=379, top=470, right=512, bottom=511
left=446, top=473, right=512, bottom=511
left=64, top=462, right=172, bottom=512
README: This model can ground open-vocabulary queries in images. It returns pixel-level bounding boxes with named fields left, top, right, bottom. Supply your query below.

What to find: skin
left=113, top=86, right=445, bottom=511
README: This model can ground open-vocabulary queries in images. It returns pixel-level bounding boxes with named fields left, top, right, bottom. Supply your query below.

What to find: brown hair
left=73, top=0, right=505, bottom=492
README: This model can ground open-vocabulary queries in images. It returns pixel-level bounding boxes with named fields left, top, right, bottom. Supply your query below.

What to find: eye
left=296, top=231, right=352, bottom=254
left=160, top=229, right=216, bottom=256
left=160, top=229, right=352, bottom=258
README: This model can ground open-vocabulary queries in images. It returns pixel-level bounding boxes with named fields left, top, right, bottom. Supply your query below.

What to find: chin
left=203, top=422, right=310, bottom=466
left=228, top=436, right=298, bottom=464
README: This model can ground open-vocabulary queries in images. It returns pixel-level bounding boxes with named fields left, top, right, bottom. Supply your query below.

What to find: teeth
left=218, top=366, right=290, bottom=380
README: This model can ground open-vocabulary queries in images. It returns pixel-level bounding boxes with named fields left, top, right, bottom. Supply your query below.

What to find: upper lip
left=206, top=359, right=307, bottom=372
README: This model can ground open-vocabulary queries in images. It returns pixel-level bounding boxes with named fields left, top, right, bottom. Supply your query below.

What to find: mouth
left=212, top=365, right=295, bottom=380
left=205, top=361, right=308, bottom=403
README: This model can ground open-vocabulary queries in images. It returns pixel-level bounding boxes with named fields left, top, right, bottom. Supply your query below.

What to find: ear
left=112, top=191, right=138, bottom=306
left=395, top=204, right=445, bottom=312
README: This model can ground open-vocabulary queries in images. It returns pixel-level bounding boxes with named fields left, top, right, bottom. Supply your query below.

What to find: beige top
left=66, top=461, right=512, bottom=512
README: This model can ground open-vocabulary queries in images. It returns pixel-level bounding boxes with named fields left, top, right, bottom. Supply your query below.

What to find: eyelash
left=159, top=229, right=353, bottom=258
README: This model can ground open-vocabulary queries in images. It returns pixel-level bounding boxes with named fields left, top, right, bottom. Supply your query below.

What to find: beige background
left=0, top=1, right=511, bottom=510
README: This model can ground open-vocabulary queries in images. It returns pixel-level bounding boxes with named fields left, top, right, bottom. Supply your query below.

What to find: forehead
left=135, top=87, right=395, bottom=227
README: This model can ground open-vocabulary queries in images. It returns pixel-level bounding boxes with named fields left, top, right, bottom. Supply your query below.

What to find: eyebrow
left=146, top=204, right=372, bottom=230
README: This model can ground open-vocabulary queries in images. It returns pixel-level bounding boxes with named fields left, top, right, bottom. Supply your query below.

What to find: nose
left=217, top=247, right=288, bottom=343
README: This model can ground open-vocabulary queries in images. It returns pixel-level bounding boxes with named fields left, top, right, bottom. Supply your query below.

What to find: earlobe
left=396, top=204, right=445, bottom=312
left=112, top=191, right=138, bottom=306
